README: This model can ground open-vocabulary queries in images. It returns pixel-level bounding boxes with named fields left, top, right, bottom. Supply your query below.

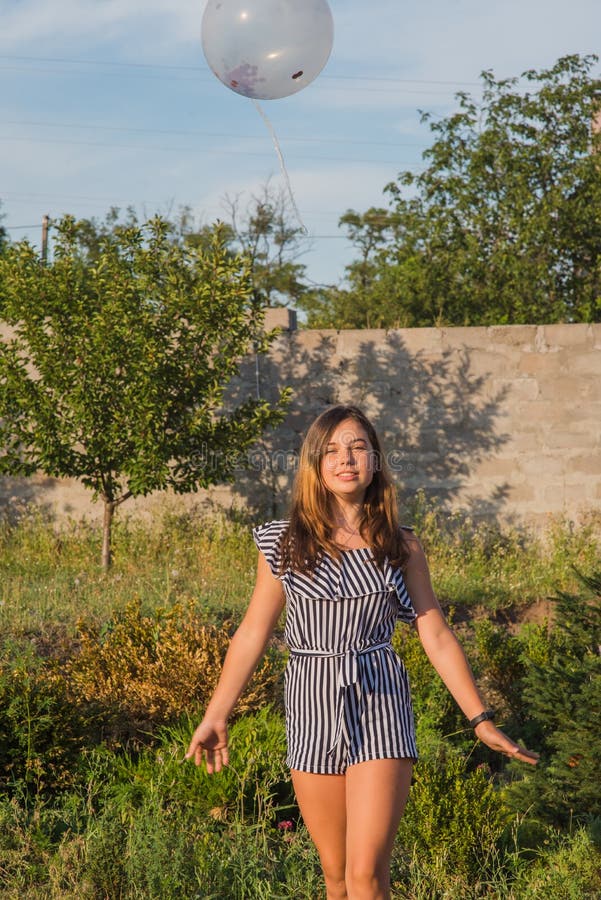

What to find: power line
left=0, top=53, right=483, bottom=87
left=1, top=118, right=428, bottom=150
left=0, top=133, right=425, bottom=168
left=4, top=223, right=39, bottom=230
left=4, top=224, right=351, bottom=239
left=0, top=63, right=473, bottom=95
left=1, top=212, right=371, bottom=241
left=1, top=195, right=397, bottom=225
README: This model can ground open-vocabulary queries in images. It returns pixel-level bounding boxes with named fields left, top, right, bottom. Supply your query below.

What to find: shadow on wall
left=0, top=331, right=510, bottom=525
left=227, top=330, right=511, bottom=521
left=0, top=475, right=56, bottom=523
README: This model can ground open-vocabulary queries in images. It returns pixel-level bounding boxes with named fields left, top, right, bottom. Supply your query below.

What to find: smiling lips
left=336, top=471, right=358, bottom=480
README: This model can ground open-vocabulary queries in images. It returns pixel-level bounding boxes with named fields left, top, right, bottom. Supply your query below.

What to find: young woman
left=186, top=405, right=538, bottom=900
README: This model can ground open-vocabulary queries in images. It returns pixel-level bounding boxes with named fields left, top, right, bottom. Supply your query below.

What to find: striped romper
left=253, top=520, right=418, bottom=775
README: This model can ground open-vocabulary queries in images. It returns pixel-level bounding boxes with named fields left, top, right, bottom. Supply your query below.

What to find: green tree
left=73, top=185, right=311, bottom=311
left=300, top=208, right=396, bottom=328
left=0, top=215, right=289, bottom=568
left=0, top=201, right=9, bottom=255
left=302, top=54, right=601, bottom=328
left=64, top=204, right=139, bottom=263
left=508, top=571, right=601, bottom=826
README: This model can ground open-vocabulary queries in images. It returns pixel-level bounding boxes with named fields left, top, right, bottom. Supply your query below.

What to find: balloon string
left=252, top=99, right=307, bottom=235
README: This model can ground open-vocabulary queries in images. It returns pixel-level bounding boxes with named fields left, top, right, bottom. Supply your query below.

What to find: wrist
left=469, top=709, right=495, bottom=729
left=203, top=706, right=230, bottom=725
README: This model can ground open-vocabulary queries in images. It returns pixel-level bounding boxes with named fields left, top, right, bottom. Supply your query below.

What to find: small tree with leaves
left=0, top=216, right=289, bottom=568
left=303, top=54, right=601, bottom=328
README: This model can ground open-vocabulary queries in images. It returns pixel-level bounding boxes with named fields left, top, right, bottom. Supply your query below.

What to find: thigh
left=291, top=769, right=347, bottom=881
left=345, top=759, right=413, bottom=867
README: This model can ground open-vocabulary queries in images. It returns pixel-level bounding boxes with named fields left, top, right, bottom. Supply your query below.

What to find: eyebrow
left=326, top=437, right=368, bottom=446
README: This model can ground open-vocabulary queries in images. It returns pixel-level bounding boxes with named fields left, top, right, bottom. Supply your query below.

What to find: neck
left=331, top=498, right=363, bottom=530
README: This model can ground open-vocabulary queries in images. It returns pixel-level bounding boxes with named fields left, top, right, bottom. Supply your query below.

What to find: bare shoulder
left=400, top=530, right=444, bottom=622
left=400, top=527, right=428, bottom=569
left=241, top=551, right=286, bottom=633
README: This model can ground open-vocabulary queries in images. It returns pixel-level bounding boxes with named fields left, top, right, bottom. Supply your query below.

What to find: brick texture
left=1, top=322, right=599, bottom=530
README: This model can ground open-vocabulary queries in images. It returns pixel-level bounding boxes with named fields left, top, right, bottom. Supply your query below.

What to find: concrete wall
left=2, top=315, right=600, bottom=529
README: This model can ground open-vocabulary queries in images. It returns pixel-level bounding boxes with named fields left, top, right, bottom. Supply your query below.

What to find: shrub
left=0, top=653, right=90, bottom=796
left=507, top=571, right=601, bottom=826
left=510, top=824, right=601, bottom=899
left=0, top=601, right=286, bottom=797
left=55, top=710, right=309, bottom=900
left=59, top=600, right=284, bottom=747
left=397, top=752, right=507, bottom=882
left=102, top=708, right=293, bottom=823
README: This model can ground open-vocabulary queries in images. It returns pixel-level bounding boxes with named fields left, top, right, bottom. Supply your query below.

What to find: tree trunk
left=102, top=498, right=116, bottom=570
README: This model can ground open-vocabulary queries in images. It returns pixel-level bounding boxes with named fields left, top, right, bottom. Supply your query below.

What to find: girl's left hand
left=474, top=720, right=539, bottom=765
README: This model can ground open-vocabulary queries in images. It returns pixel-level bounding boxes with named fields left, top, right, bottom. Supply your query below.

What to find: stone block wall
left=1, top=318, right=600, bottom=530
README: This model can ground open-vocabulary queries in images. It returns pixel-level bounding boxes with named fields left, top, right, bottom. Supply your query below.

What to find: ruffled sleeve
left=252, top=520, right=289, bottom=579
left=395, top=525, right=417, bottom=624
left=382, top=538, right=417, bottom=625
left=390, top=568, right=417, bottom=625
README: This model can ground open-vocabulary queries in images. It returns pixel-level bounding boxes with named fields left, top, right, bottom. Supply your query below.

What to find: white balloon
left=201, top=0, right=334, bottom=100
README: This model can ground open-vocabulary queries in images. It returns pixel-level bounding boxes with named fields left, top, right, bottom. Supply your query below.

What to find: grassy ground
left=2, top=496, right=599, bottom=642
left=1, top=500, right=600, bottom=898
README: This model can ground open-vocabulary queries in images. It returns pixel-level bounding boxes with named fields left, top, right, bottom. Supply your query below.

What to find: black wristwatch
left=469, top=709, right=495, bottom=728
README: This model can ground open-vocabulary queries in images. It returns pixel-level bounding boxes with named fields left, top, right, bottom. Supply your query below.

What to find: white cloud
left=2, top=0, right=600, bottom=284
left=0, top=0, right=200, bottom=54
left=188, top=159, right=397, bottom=284
left=331, top=0, right=601, bottom=84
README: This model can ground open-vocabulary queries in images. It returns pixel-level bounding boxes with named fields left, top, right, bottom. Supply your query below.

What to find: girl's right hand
left=185, top=719, right=229, bottom=773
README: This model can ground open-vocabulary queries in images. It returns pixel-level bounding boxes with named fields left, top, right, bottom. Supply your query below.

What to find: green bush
left=507, top=571, right=601, bottom=826
left=35, top=710, right=314, bottom=900
left=101, top=707, right=294, bottom=824
left=0, top=652, right=91, bottom=796
left=397, top=752, right=507, bottom=882
left=510, top=824, right=601, bottom=899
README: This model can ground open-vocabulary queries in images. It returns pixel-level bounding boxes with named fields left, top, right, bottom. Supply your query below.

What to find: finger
left=507, top=744, right=540, bottom=764
left=205, top=749, right=216, bottom=774
left=185, top=730, right=205, bottom=761
left=214, top=747, right=229, bottom=772
left=515, top=747, right=540, bottom=765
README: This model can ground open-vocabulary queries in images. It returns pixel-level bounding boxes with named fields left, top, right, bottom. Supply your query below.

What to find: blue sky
left=1, top=0, right=600, bottom=288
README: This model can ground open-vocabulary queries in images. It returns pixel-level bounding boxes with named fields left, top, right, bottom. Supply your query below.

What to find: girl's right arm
left=185, top=551, right=285, bottom=773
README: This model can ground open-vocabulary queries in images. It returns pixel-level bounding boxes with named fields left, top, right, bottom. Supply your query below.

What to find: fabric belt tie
left=288, top=641, right=391, bottom=756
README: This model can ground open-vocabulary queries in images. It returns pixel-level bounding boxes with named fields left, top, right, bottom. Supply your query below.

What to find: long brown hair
left=281, top=405, right=409, bottom=573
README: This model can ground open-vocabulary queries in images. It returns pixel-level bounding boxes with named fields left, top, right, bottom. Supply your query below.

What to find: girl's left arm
left=403, top=533, right=539, bottom=765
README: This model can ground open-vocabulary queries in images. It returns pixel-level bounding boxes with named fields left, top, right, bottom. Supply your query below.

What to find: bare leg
left=345, top=759, right=413, bottom=900
left=291, top=769, right=348, bottom=900
left=291, top=760, right=413, bottom=900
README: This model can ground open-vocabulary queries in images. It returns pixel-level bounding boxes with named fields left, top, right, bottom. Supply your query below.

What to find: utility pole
left=41, top=214, right=50, bottom=265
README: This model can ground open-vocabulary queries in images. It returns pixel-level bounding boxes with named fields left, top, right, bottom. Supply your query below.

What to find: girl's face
left=319, top=418, right=375, bottom=502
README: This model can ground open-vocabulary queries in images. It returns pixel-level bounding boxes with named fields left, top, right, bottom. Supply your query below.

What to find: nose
left=339, top=445, right=355, bottom=464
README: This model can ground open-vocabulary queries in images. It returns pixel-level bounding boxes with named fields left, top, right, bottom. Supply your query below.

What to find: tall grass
left=0, top=715, right=599, bottom=898
left=0, top=503, right=259, bottom=642
left=0, top=499, right=600, bottom=898
left=2, top=498, right=599, bottom=645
